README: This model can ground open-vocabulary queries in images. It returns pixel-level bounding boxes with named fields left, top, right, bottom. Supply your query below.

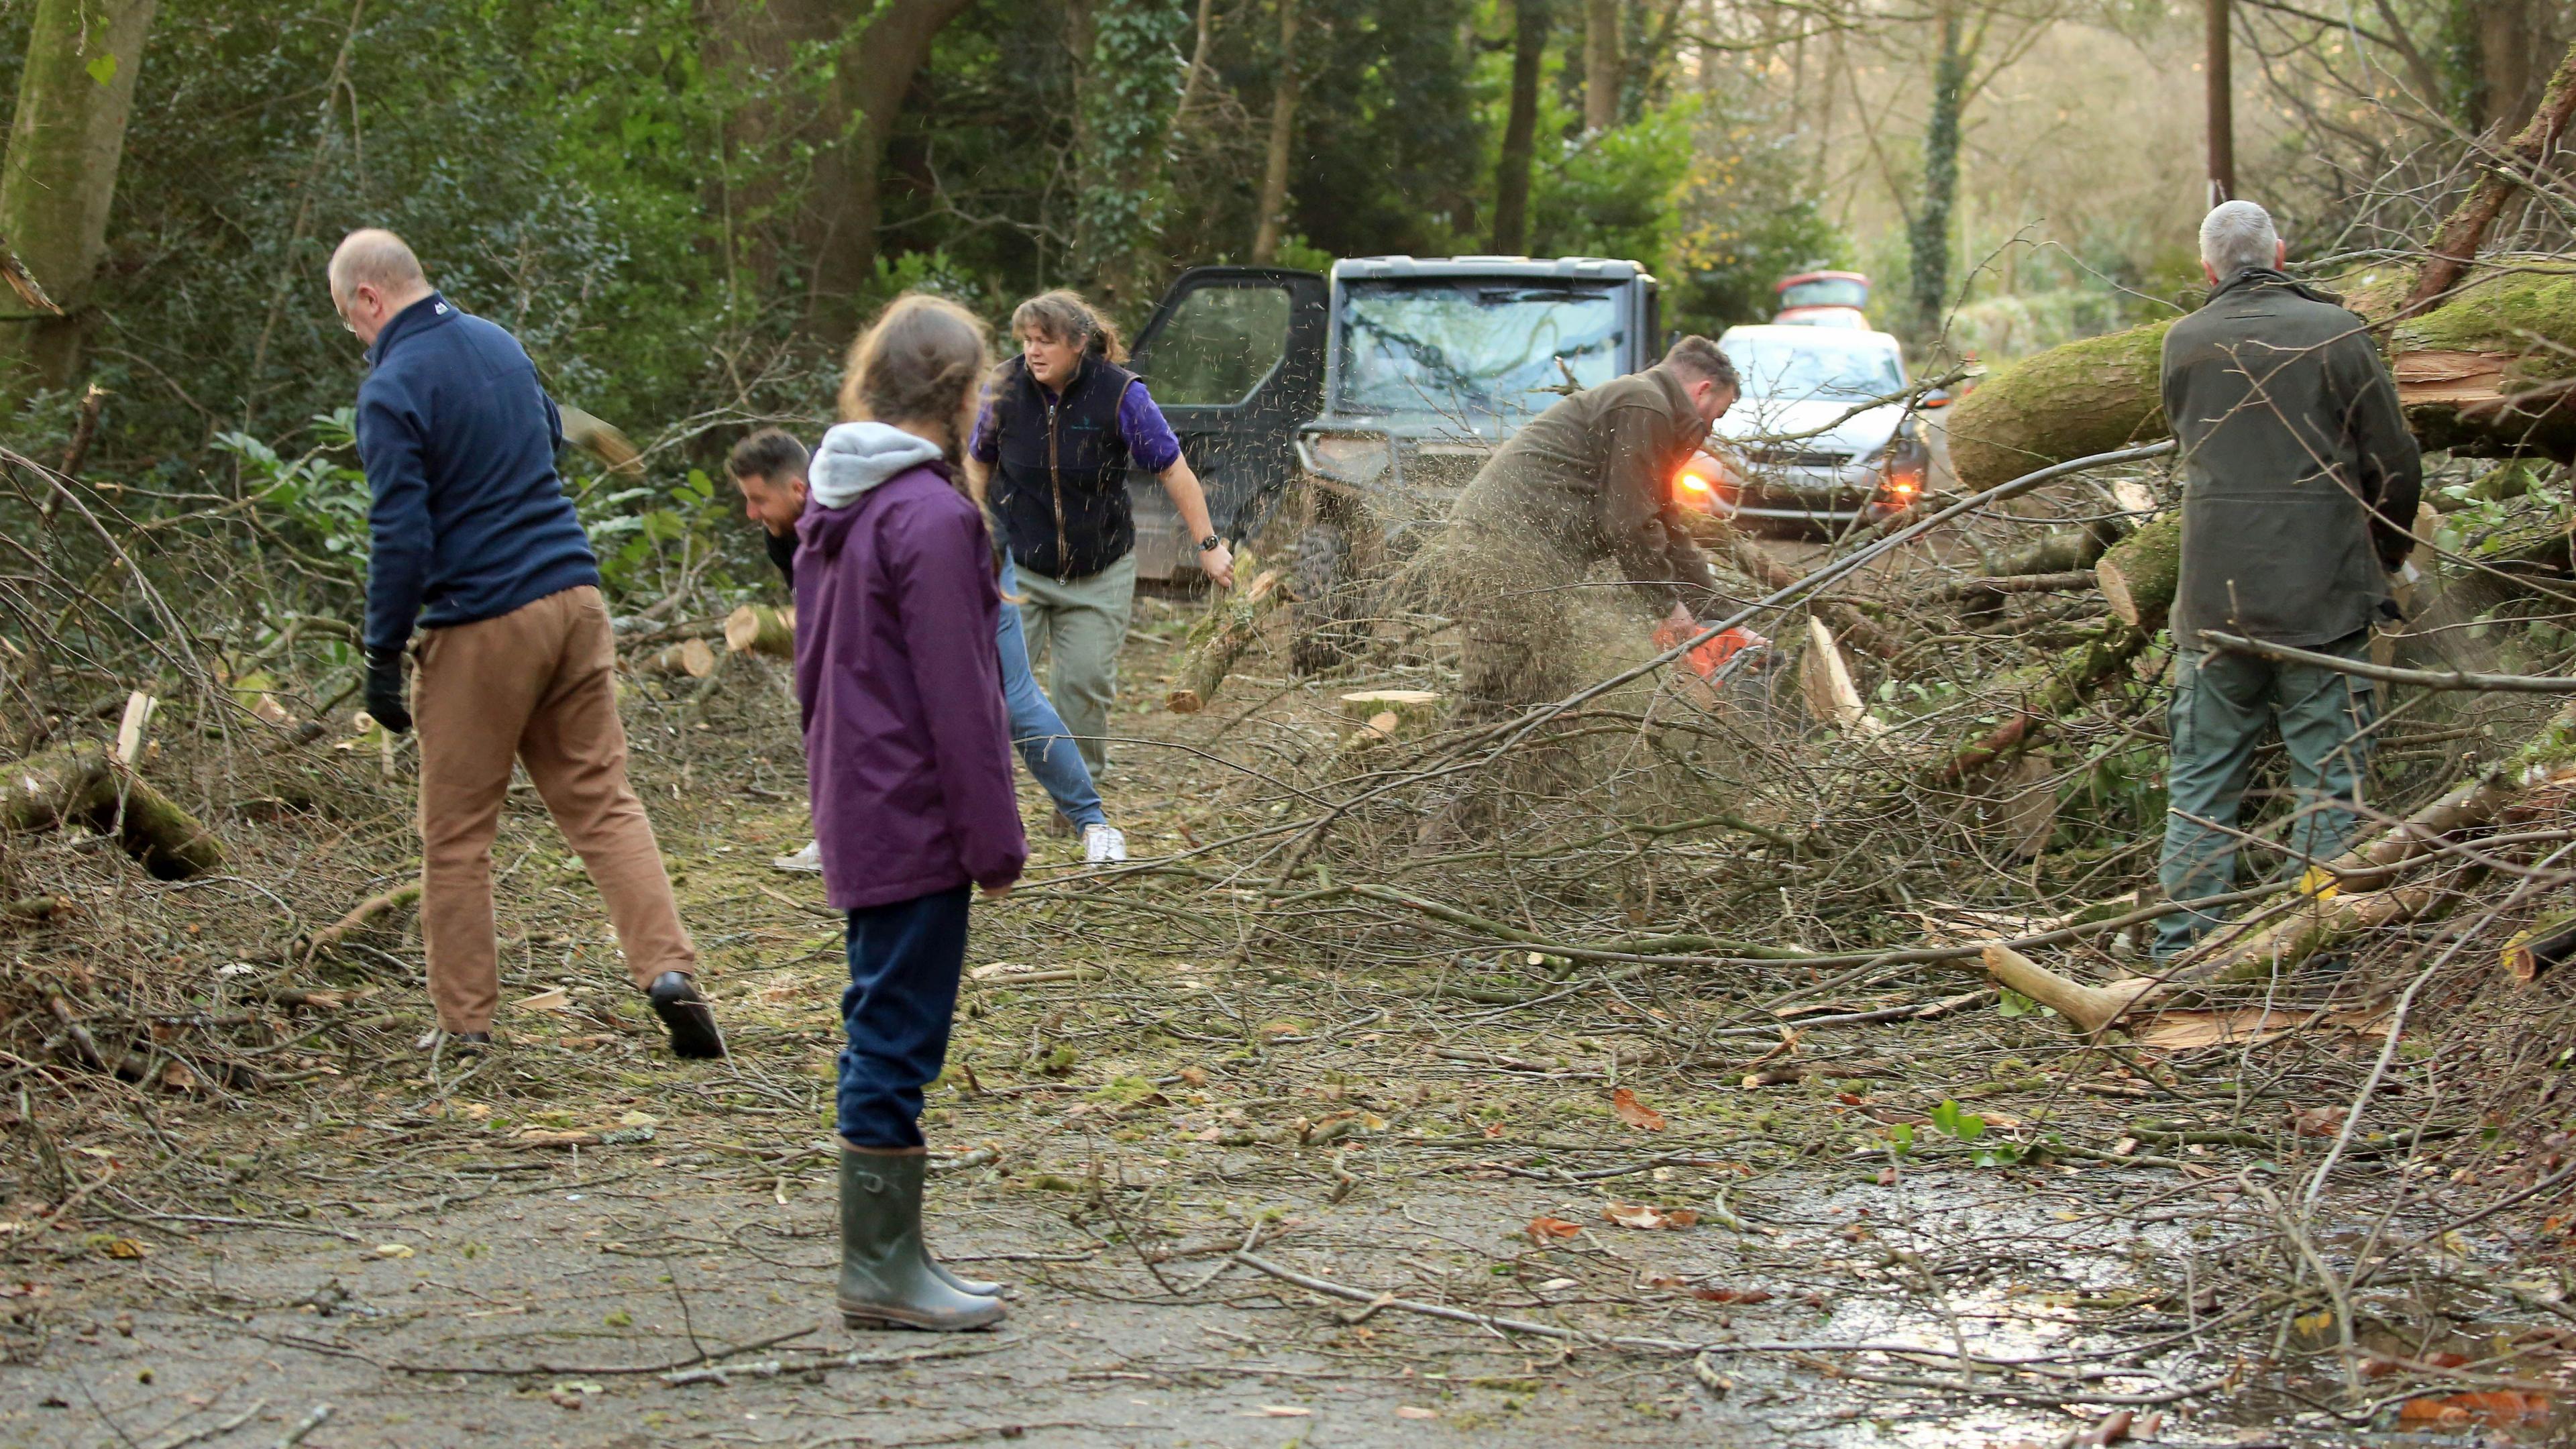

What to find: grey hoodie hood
left=808, top=421, right=947, bottom=509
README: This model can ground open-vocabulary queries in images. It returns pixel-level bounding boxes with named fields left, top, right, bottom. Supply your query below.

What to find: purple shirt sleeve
left=888, top=500, right=1026, bottom=892
left=1119, top=381, right=1182, bottom=474
left=968, top=398, right=1000, bottom=466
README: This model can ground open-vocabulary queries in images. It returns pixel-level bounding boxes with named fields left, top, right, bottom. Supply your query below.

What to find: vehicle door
left=1124, top=266, right=1327, bottom=579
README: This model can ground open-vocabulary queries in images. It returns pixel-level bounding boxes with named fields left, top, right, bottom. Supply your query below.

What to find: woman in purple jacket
left=794, top=294, right=1027, bottom=1332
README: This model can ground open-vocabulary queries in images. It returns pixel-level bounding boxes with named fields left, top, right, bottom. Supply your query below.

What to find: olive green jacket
left=1448, top=364, right=1725, bottom=612
left=2161, top=269, right=2422, bottom=649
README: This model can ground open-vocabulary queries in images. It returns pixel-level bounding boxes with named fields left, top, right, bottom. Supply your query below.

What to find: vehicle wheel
left=1289, top=517, right=1363, bottom=675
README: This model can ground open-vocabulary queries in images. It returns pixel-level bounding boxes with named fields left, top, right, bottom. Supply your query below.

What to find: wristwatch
left=1197, top=533, right=1223, bottom=553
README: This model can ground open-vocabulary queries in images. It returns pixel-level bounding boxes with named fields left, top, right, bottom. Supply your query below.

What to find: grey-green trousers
left=1015, top=553, right=1137, bottom=777
left=2154, top=631, right=2377, bottom=962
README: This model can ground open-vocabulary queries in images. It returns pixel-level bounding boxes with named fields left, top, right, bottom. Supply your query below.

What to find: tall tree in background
left=1583, top=0, right=1620, bottom=131
left=707, top=0, right=972, bottom=343
left=1250, top=0, right=1302, bottom=262
left=0, top=0, right=157, bottom=395
left=1492, top=0, right=1548, bottom=254
left=1909, top=0, right=1964, bottom=335
left=1072, top=0, right=1189, bottom=309
left=2205, top=0, right=2233, bottom=203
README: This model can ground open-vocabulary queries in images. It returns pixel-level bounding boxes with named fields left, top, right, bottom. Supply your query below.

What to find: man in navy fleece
left=333, top=228, right=720, bottom=1059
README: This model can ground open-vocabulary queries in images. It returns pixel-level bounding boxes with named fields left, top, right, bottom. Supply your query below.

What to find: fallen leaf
left=1177, top=1066, right=1208, bottom=1087
left=1605, top=1203, right=1699, bottom=1230
left=2290, top=1105, right=2347, bottom=1138
left=1610, top=1087, right=1667, bottom=1132
left=1694, top=1286, right=1772, bottom=1304
left=616, top=1110, right=659, bottom=1128
left=373, top=1242, right=415, bottom=1260
left=1525, top=1215, right=1583, bottom=1244
left=1258, top=1405, right=1313, bottom=1417
left=2397, top=1391, right=2550, bottom=1426
left=1396, top=1405, right=1438, bottom=1419
left=514, top=987, right=570, bottom=1012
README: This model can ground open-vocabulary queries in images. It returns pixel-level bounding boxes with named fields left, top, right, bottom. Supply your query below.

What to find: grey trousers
left=2154, top=631, right=2376, bottom=961
left=1014, top=553, right=1137, bottom=776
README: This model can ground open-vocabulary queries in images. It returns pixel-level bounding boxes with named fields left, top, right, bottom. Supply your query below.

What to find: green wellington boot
left=836, top=1150, right=1006, bottom=1331
left=926, top=1251, right=1004, bottom=1299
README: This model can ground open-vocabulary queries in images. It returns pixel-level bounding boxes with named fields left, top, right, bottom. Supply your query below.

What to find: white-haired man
left=2153, top=200, right=2422, bottom=962
left=329, top=228, right=722, bottom=1058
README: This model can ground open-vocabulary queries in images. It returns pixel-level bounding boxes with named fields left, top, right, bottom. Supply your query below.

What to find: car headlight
left=1672, top=449, right=1739, bottom=513
left=1297, top=431, right=1394, bottom=486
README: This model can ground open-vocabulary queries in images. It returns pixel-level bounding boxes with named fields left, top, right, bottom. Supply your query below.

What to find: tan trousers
left=413, top=586, right=695, bottom=1031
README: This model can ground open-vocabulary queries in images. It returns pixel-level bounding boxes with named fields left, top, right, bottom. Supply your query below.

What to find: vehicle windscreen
left=1778, top=277, right=1869, bottom=310
left=1332, top=281, right=1623, bottom=423
left=1722, top=336, right=1903, bottom=402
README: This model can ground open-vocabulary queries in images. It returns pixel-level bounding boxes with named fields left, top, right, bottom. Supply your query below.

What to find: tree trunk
left=1583, top=0, right=1620, bottom=132
left=1909, top=1, right=1965, bottom=337
left=793, top=0, right=974, bottom=344
left=0, top=0, right=157, bottom=395
left=1250, top=0, right=1301, bottom=264
left=724, top=604, right=796, bottom=658
left=1491, top=0, right=1548, bottom=255
left=2407, top=36, right=2576, bottom=314
left=1947, top=258, right=2576, bottom=495
left=2204, top=0, right=2233, bottom=203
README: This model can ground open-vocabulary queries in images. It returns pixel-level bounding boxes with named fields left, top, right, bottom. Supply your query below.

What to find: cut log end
left=647, top=638, right=718, bottom=679
left=725, top=604, right=796, bottom=658
left=1167, top=688, right=1207, bottom=715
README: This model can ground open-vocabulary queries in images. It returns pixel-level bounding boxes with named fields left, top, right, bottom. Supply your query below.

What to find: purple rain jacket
left=793, top=422, right=1027, bottom=911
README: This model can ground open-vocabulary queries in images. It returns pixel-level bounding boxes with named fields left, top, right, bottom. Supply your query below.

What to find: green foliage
left=1531, top=93, right=1691, bottom=268
left=1076, top=0, right=1191, bottom=305
left=1668, top=85, right=1849, bottom=334
left=217, top=411, right=371, bottom=567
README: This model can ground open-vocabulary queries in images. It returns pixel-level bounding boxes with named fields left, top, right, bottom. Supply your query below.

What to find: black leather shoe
left=646, top=971, right=725, bottom=1059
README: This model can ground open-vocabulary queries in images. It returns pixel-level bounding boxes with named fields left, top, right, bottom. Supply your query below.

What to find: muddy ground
left=5, top=596, right=2575, bottom=1449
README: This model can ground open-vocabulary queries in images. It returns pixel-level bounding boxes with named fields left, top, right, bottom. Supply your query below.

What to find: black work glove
left=364, top=646, right=413, bottom=735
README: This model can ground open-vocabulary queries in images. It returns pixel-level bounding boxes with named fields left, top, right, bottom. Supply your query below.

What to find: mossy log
left=1166, top=564, right=1289, bottom=714
left=2095, top=512, right=2181, bottom=629
left=2, top=741, right=222, bottom=878
left=724, top=604, right=795, bottom=659
left=1945, top=263, right=2576, bottom=495
left=1979, top=526, right=2114, bottom=580
left=1337, top=690, right=1442, bottom=731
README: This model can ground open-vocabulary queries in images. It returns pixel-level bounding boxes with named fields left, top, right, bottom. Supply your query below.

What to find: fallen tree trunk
left=1947, top=262, right=2576, bottom=494
left=2, top=741, right=222, bottom=878
left=1167, top=564, right=1289, bottom=714
left=2404, top=40, right=2576, bottom=314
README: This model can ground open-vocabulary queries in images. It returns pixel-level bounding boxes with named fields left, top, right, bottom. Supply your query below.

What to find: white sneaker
left=772, top=840, right=823, bottom=873
left=1082, top=824, right=1128, bottom=865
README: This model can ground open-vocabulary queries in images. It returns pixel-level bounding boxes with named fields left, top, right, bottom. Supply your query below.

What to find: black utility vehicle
left=1127, top=255, right=1660, bottom=668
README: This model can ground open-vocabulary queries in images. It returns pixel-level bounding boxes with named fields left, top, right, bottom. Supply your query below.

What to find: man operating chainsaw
left=1437, top=335, right=1743, bottom=714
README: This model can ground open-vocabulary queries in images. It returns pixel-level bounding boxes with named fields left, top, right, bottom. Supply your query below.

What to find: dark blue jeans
left=836, top=885, right=971, bottom=1148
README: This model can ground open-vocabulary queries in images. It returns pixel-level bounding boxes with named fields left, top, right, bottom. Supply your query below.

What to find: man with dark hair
left=2152, top=201, right=2422, bottom=962
left=1438, top=336, right=1740, bottom=710
left=725, top=428, right=1128, bottom=868
left=332, top=228, right=721, bottom=1060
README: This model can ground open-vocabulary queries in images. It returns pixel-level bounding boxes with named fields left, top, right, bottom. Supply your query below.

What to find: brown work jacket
left=2161, top=268, right=2422, bottom=649
left=1449, top=364, right=1725, bottom=613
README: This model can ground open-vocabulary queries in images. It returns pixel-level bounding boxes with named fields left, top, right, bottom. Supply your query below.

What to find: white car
left=1685, top=325, right=1937, bottom=532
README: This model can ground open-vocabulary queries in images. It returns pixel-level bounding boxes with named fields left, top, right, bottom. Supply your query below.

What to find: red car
left=1772, top=271, right=1872, bottom=329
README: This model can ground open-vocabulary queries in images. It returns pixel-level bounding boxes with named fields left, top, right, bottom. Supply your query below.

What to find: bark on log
left=1166, top=566, right=1289, bottom=714
left=299, top=880, right=423, bottom=965
left=1947, top=262, right=2576, bottom=494
left=724, top=604, right=795, bottom=658
left=1979, top=526, right=2112, bottom=580
left=2095, top=512, right=2182, bottom=629
left=1, top=741, right=221, bottom=877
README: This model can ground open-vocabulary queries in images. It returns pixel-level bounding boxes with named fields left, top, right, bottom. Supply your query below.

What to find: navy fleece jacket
left=356, top=292, right=600, bottom=651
